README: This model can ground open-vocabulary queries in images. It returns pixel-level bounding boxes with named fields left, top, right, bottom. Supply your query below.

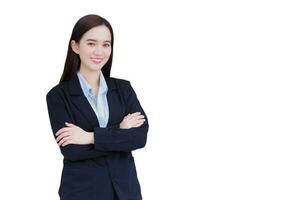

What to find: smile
left=91, top=58, right=103, bottom=64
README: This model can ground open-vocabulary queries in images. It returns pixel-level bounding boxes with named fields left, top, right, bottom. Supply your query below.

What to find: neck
left=79, top=66, right=101, bottom=87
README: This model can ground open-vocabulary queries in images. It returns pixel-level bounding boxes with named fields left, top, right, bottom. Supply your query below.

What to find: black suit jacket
left=46, top=73, right=149, bottom=200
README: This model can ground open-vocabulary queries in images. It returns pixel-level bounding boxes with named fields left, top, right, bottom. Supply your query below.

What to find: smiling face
left=71, top=25, right=112, bottom=72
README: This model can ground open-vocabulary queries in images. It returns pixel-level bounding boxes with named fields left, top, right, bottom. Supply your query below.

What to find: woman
left=46, top=14, right=149, bottom=200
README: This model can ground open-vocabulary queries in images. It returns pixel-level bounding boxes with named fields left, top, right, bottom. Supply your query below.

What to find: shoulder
left=108, top=77, right=138, bottom=99
left=109, top=76, right=130, bottom=84
left=46, top=81, right=68, bottom=100
left=109, top=76, right=131, bottom=90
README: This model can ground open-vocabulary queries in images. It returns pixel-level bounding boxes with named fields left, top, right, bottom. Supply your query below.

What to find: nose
left=94, top=45, right=105, bottom=56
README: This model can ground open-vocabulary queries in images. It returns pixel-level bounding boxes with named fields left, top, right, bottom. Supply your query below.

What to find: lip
left=91, top=58, right=103, bottom=64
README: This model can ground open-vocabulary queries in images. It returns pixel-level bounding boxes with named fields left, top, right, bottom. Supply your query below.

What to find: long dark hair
left=59, top=14, right=114, bottom=83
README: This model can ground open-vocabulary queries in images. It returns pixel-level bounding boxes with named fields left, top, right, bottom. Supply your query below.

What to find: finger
left=57, top=135, right=66, bottom=146
left=128, top=115, right=145, bottom=123
left=55, top=128, right=66, bottom=136
left=56, top=131, right=71, bottom=143
left=134, top=118, right=145, bottom=125
left=65, top=122, right=76, bottom=127
left=61, top=138, right=73, bottom=147
left=134, top=115, right=145, bottom=120
left=137, top=118, right=146, bottom=124
left=132, top=121, right=144, bottom=128
left=58, top=135, right=71, bottom=146
left=130, top=112, right=141, bottom=116
left=131, top=117, right=145, bottom=123
left=127, top=112, right=142, bottom=119
left=139, top=118, right=146, bottom=122
left=55, top=127, right=71, bottom=136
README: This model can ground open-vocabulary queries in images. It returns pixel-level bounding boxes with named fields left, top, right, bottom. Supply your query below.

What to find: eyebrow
left=86, top=39, right=111, bottom=43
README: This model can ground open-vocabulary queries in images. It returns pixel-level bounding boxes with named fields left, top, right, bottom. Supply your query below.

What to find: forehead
left=82, top=25, right=111, bottom=42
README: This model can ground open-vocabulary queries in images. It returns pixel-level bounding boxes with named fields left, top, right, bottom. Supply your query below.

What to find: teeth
left=92, top=58, right=102, bottom=62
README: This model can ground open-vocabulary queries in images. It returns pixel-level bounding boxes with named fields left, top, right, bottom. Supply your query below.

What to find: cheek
left=80, top=48, right=93, bottom=58
left=105, top=48, right=112, bottom=57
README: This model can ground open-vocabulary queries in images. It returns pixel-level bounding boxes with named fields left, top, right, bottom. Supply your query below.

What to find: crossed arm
left=55, top=112, right=145, bottom=147
left=46, top=81, right=149, bottom=161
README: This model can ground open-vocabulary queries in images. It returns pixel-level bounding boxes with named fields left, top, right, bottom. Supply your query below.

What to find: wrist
left=86, top=131, right=95, bottom=144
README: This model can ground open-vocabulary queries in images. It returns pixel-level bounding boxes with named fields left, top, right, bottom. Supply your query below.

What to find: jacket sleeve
left=46, top=89, right=115, bottom=161
left=92, top=81, right=149, bottom=152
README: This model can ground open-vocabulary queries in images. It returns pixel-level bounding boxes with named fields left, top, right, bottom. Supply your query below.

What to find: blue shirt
left=76, top=70, right=109, bottom=127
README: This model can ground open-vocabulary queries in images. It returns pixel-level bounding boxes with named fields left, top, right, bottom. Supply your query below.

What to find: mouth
left=91, top=58, right=103, bottom=64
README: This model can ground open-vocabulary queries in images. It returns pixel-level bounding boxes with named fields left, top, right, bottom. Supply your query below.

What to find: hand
left=55, top=122, right=93, bottom=147
left=120, top=112, right=146, bottom=129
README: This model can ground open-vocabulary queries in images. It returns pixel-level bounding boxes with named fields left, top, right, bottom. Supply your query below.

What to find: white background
left=0, top=0, right=299, bottom=199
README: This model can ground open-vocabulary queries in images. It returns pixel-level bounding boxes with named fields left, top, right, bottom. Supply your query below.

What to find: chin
left=87, top=63, right=102, bottom=70
left=90, top=67, right=102, bottom=72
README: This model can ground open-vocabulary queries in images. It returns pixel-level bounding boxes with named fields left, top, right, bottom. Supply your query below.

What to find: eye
left=88, top=43, right=95, bottom=46
left=104, top=43, right=111, bottom=47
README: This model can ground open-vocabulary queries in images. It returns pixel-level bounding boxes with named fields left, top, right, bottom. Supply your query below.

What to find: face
left=71, top=25, right=112, bottom=72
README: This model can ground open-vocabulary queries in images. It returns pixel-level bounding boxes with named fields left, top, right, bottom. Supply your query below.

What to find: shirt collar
left=76, top=70, right=108, bottom=97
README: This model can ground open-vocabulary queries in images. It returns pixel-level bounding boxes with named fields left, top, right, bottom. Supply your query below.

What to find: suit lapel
left=67, top=73, right=117, bottom=128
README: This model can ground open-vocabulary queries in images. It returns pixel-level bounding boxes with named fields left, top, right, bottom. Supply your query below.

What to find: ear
left=70, top=40, right=79, bottom=54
